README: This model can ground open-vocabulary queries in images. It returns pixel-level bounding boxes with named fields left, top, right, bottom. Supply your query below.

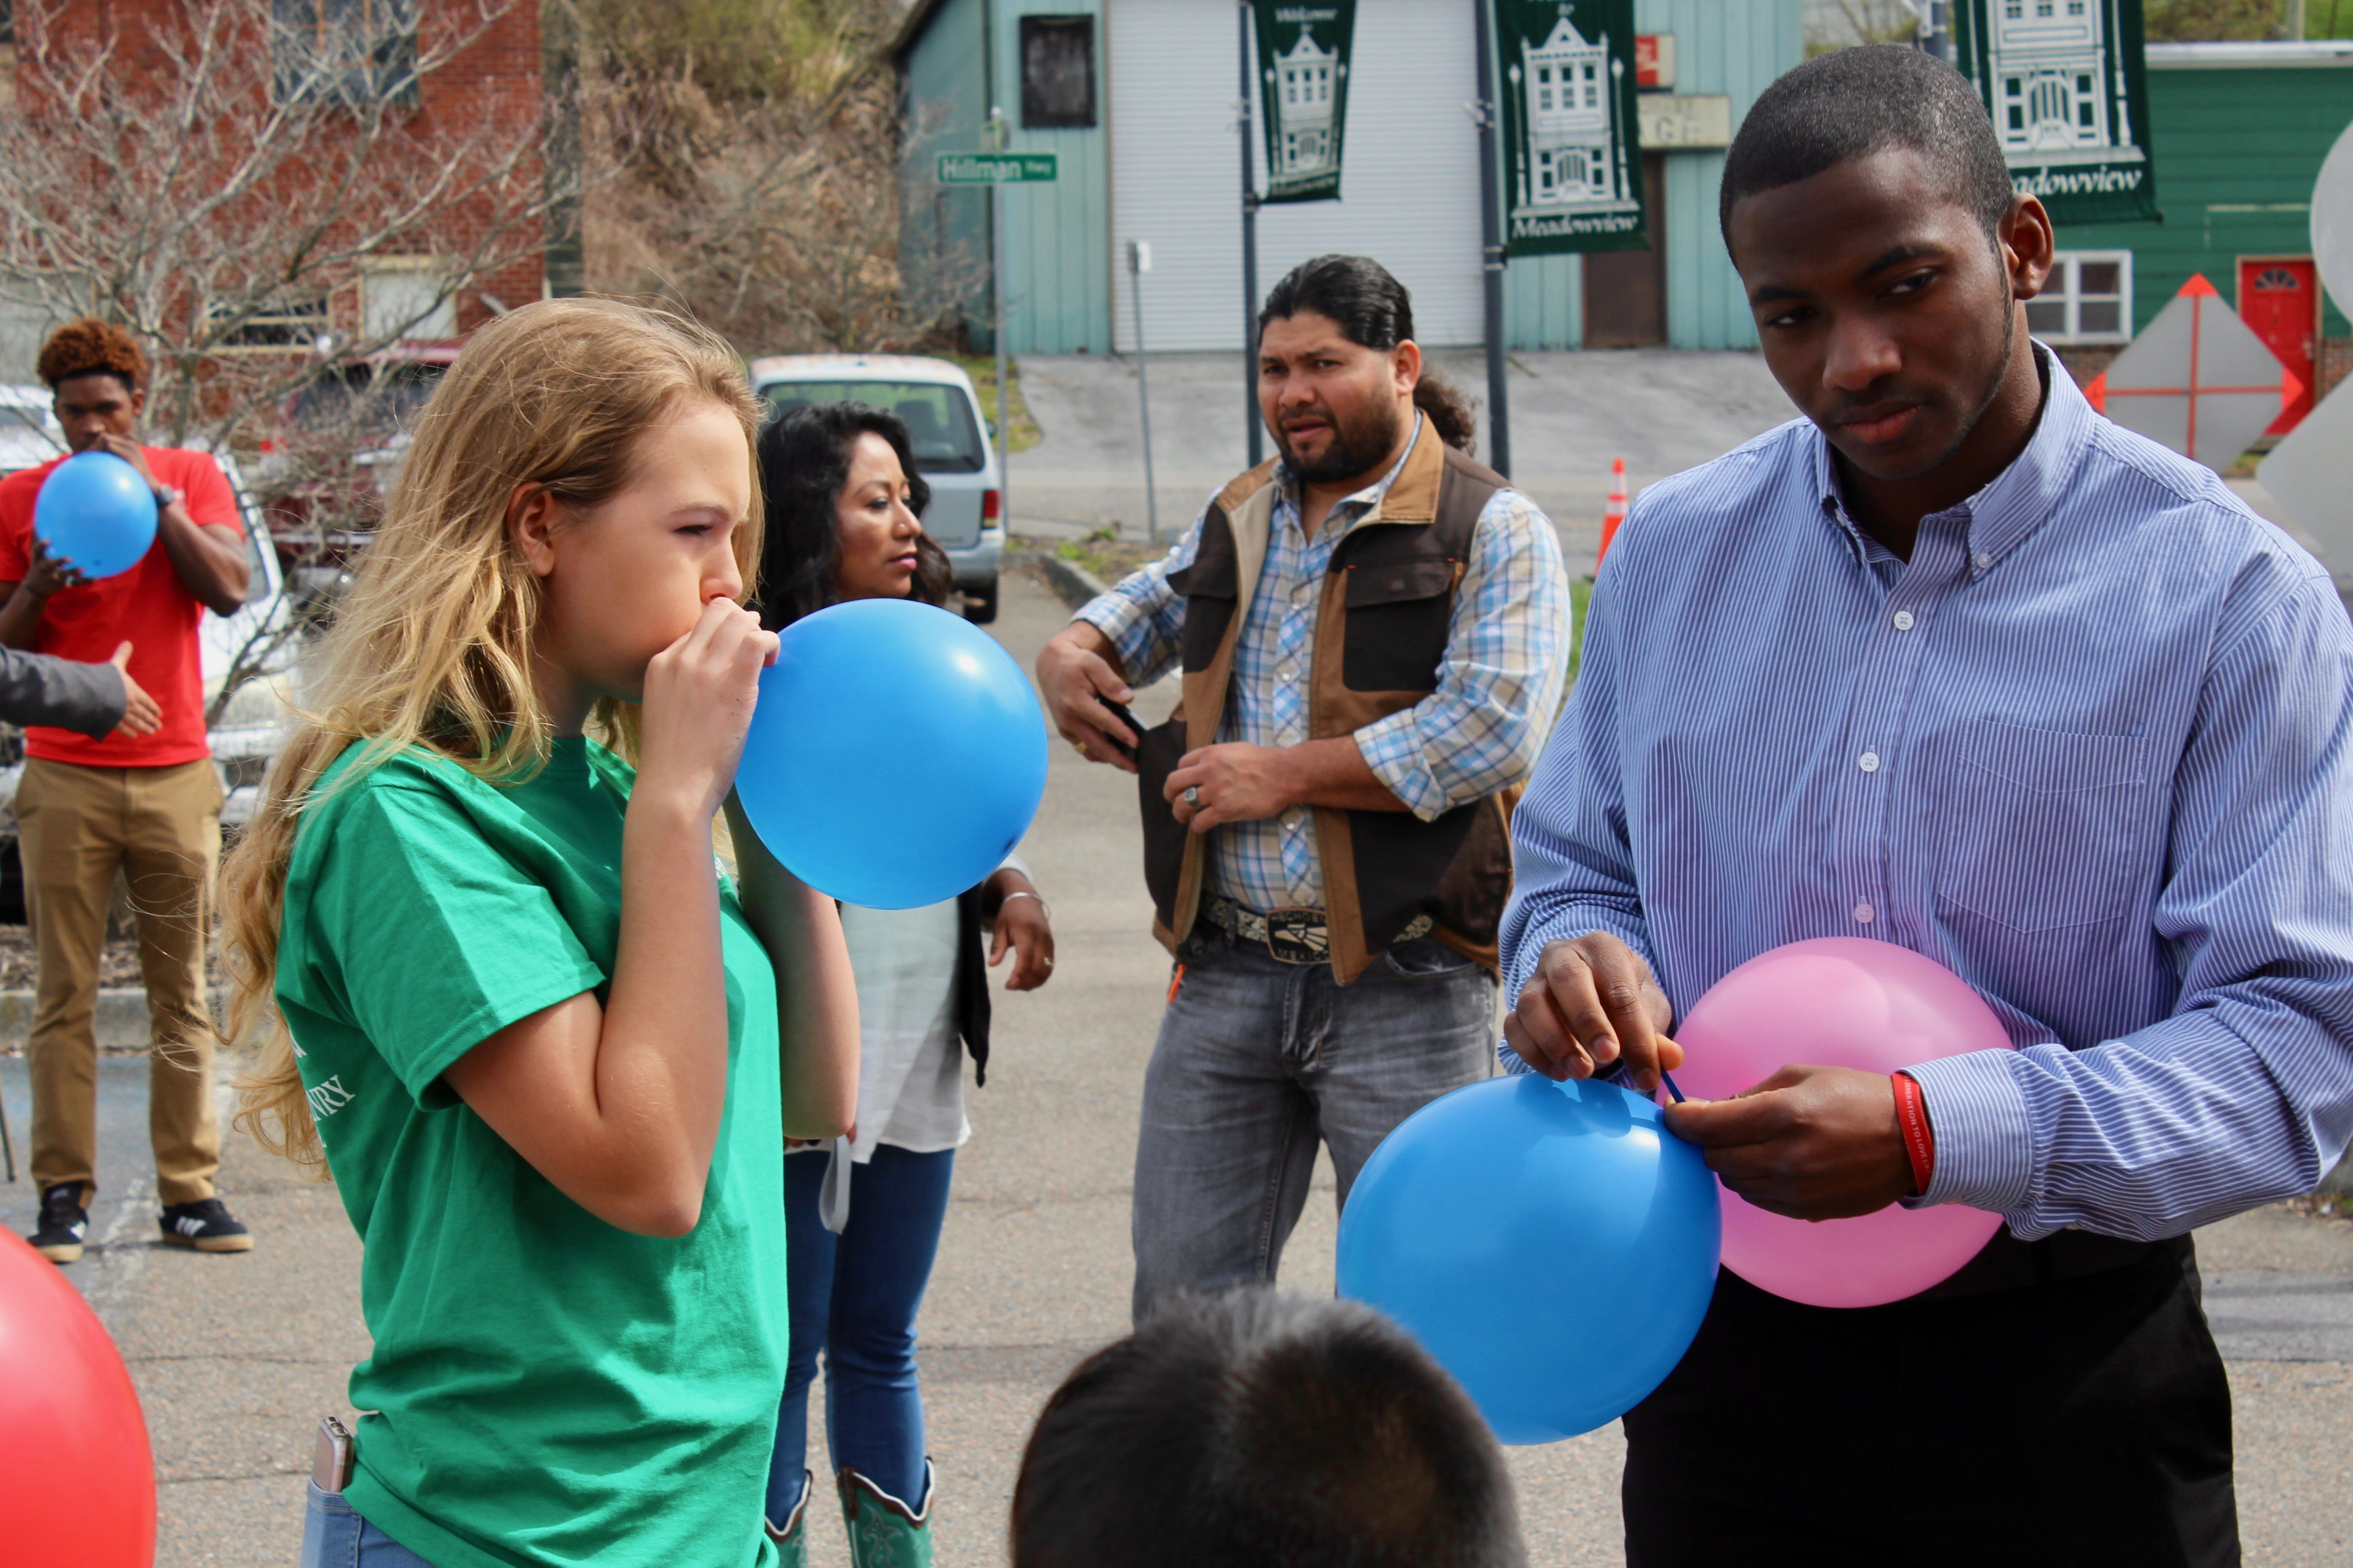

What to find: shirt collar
left=1277, top=412, right=1426, bottom=537
left=1811, top=341, right=2090, bottom=573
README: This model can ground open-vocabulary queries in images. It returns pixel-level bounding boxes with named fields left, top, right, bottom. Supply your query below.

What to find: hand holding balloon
left=1664, top=1063, right=1915, bottom=1221
left=1504, top=931, right=1682, bottom=1094
left=23, top=531, right=89, bottom=598
left=635, top=600, right=779, bottom=823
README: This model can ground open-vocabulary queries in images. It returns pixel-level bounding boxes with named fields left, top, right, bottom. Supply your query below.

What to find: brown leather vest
left=1136, top=421, right=1519, bottom=984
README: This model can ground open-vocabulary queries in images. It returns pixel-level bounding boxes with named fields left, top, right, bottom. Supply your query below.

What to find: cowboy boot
left=837, top=1460, right=935, bottom=1568
left=763, top=1469, right=812, bottom=1568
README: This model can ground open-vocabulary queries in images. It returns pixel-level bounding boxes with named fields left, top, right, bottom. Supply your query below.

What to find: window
left=213, top=293, right=330, bottom=352
left=362, top=257, right=457, bottom=343
left=1538, top=65, right=1554, bottom=112
left=759, top=381, right=987, bottom=473
left=1581, top=61, right=1599, bottom=108
left=2026, top=252, right=2132, bottom=344
left=272, top=0, right=418, bottom=106
left=1019, top=15, right=1095, bottom=129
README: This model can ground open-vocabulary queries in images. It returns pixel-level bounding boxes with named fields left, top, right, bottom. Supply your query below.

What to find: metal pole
left=1131, top=242, right=1162, bottom=545
left=991, top=107, right=1012, bottom=529
left=1238, top=1, right=1263, bottom=466
left=1919, top=1, right=1954, bottom=62
left=1474, top=0, right=1511, bottom=479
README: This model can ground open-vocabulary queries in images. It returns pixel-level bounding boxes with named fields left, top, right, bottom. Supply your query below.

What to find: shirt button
left=1858, top=751, right=1880, bottom=773
left=1974, top=551, right=1993, bottom=570
left=1279, top=664, right=1296, bottom=681
left=1854, top=902, right=1876, bottom=925
left=1891, top=609, right=1915, bottom=631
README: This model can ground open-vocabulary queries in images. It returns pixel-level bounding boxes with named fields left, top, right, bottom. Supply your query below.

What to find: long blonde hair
left=223, top=298, right=764, bottom=1167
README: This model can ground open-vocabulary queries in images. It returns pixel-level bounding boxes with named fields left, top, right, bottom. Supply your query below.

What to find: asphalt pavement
left=0, top=568, right=2346, bottom=1565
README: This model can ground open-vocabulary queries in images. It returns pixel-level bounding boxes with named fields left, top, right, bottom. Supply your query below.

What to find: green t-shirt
left=277, top=738, right=784, bottom=1568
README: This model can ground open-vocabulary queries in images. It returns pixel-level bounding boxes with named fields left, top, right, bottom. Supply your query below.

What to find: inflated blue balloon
left=34, top=452, right=158, bottom=581
left=1336, top=1073, right=1721, bottom=1444
left=735, top=597, right=1048, bottom=909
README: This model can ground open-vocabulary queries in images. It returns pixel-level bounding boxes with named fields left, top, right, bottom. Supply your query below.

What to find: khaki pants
left=18, top=756, right=224, bottom=1207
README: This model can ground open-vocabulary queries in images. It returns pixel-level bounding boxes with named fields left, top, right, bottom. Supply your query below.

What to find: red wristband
left=1891, top=1070, right=1935, bottom=1197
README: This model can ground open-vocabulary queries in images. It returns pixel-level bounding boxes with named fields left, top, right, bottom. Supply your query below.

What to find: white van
left=747, top=355, right=1006, bottom=622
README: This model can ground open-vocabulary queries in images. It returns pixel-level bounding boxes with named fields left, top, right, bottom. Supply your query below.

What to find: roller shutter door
left=1110, top=0, right=1483, bottom=352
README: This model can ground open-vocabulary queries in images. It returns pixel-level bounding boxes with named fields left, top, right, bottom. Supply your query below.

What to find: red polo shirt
left=0, top=446, right=243, bottom=767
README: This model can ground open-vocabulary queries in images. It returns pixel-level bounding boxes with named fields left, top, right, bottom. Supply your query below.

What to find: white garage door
left=1110, top=0, right=1484, bottom=353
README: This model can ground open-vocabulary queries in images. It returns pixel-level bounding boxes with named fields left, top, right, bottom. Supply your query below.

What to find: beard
left=1280, top=396, right=1404, bottom=486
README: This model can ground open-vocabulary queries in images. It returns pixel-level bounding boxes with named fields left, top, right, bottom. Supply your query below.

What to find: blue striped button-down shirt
left=1501, top=350, right=2353, bottom=1241
left=1080, top=420, right=1569, bottom=913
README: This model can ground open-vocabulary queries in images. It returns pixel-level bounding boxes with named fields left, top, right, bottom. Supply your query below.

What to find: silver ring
left=1183, top=786, right=1202, bottom=807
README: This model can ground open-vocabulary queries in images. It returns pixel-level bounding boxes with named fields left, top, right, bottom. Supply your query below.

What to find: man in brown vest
left=1038, top=255, right=1571, bottom=1317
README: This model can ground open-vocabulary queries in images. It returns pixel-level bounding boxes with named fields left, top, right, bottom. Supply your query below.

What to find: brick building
left=0, top=0, right=546, bottom=381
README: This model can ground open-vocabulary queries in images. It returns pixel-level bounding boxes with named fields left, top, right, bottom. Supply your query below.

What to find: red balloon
left=0, top=1229, right=155, bottom=1568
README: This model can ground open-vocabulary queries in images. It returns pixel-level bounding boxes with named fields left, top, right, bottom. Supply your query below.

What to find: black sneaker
left=159, top=1198, right=253, bottom=1253
left=30, top=1182, right=89, bottom=1264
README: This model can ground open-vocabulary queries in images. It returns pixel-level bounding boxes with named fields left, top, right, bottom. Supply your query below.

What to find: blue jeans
left=766, top=1142, right=956, bottom=1528
left=1131, top=933, right=1496, bottom=1320
left=299, top=1482, right=439, bottom=1567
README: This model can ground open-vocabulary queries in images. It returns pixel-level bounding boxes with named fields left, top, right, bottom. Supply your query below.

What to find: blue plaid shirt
left=1079, top=421, right=1570, bottom=913
left=1502, top=349, right=2353, bottom=1241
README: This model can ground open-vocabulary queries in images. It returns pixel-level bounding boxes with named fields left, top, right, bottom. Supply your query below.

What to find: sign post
left=1130, top=240, right=1162, bottom=545
left=939, top=138, right=1060, bottom=529
left=1474, top=0, right=1510, bottom=479
left=1238, top=1, right=1263, bottom=468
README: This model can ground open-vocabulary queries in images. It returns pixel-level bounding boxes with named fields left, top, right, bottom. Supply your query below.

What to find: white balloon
left=2315, top=118, right=2353, bottom=308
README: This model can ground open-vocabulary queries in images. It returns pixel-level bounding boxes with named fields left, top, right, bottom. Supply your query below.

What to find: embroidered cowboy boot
left=763, top=1469, right=812, bottom=1568
left=837, top=1460, right=935, bottom=1568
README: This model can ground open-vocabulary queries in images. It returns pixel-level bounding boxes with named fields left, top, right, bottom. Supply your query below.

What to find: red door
left=2238, top=257, right=2318, bottom=434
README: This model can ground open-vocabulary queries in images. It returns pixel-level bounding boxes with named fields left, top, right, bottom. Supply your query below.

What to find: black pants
left=1621, top=1238, right=2238, bottom=1567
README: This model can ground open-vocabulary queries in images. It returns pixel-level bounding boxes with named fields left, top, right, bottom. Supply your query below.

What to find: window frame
left=271, top=0, right=421, bottom=108
left=2027, top=251, right=2134, bottom=346
left=1018, top=14, right=1096, bottom=131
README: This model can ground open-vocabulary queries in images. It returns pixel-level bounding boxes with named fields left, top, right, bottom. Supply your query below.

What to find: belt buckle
left=1264, top=907, right=1327, bottom=965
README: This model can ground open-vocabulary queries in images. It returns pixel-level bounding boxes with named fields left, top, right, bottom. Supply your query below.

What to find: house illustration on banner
left=1984, top=0, right=2140, bottom=166
left=1508, top=14, right=1636, bottom=221
left=1269, top=32, right=1340, bottom=179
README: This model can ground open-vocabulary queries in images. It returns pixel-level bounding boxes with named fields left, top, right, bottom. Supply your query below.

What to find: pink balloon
left=1672, top=938, right=2011, bottom=1309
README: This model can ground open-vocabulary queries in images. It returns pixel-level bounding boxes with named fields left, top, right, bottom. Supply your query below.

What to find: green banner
left=1952, top=0, right=2157, bottom=225
left=1252, top=2, right=1357, bottom=204
left=1489, top=0, right=1649, bottom=256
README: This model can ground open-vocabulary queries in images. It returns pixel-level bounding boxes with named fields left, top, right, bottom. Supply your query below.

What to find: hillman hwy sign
left=938, top=152, right=1060, bottom=184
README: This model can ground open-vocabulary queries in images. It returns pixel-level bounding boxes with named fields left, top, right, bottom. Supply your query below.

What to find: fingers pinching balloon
left=1674, top=937, right=2013, bottom=1309
left=34, top=452, right=159, bottom=581
left=1338, top=1074, right=1721, bottom=1444
left=0, top=1230, right=157, bottom=1566
left=734, top=598, right=1048, bottom=909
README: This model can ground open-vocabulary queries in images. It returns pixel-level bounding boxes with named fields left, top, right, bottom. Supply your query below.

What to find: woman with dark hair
left=753, top=402, right=1055, bottom=1568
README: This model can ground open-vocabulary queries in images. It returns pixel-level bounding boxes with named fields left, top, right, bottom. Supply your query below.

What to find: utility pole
left=1916, top=1, right=1954, bottom=62
left=1474, top=0, right=1511, bottom=479
left=1238, top=0, right=1263, bottom=466
left=990, top=105, right=1012, bottom=528
left=1130, top=240, right=1162, bottom=544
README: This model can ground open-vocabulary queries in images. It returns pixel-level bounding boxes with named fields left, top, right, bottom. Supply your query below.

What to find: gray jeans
left=1130, top=932, right=1497, bottom=1320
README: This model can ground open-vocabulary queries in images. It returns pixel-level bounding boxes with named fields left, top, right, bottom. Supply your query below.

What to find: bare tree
left=0, top=0, right=579, bottom=720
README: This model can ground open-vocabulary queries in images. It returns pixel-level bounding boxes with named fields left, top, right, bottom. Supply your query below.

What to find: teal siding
left=991, top=1, right=1114, bottom=354
left=1503, top=0, right=1802, bottom=351
left=2062, top=65, right=2352, bottom=338
left=902, top=0, right=991, bottom=344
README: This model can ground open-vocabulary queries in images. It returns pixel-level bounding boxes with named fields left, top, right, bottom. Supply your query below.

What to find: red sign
left=1635, top=35, right=1674, bottom=90
left=2238, top=257, right=2319, bottom=435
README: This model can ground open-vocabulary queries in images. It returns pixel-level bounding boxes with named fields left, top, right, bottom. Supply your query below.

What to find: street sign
left=938, top=152, right=1059, bottom=185
left=2085, top=274, right=2299, bottom=472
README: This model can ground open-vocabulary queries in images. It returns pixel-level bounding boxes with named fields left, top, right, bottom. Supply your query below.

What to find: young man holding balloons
left=1038, top=254, right=1571, bottom=1319
left=1502, top=48, right=2353, bottom=1565
left=0, top=318, right=255, bottom=1264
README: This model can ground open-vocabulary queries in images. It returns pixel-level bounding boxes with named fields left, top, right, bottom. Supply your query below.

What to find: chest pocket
left=1340, top=558, right=1460, bottom=692
left=1935, top=720, right=2152, bottom=934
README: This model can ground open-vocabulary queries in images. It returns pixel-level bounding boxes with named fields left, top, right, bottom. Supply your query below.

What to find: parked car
left=252, top=341, right=459, bottom=606
left=0, top=388, right=299, bottom=835
left=746, top=354, right=1006, bottom=623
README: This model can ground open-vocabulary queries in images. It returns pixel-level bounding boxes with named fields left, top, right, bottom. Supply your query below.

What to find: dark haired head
left=1257, top=255, right=1478, bottom=456
left=753, top=402, right=950, bottom=629
left=38, top=317, right=147, bottom=395
left=1013, top=1290, right=1526, bottom=1568
left=1718, top=46, right=2017, bottom=256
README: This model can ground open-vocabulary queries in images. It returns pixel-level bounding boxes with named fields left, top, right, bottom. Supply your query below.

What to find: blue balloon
left=33, top=452, right=158, bottom=581
left=735, top=597, right=1049, bottom=909
left=1336, top=1074, right=1721, bottom=1444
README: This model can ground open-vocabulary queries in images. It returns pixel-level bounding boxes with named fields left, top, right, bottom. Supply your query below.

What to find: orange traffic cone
left=1596, top=457, right=1628, bottom=570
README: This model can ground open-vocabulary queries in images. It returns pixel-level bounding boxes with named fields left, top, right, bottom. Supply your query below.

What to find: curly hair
left=37, top=318, right=148, bottom=393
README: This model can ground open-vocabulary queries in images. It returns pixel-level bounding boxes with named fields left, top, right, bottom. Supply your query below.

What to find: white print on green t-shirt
left=305, top=1075, right=355, bottom=1121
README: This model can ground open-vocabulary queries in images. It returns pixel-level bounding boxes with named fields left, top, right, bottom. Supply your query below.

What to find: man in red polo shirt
left=0, top=318, right=254, bottom=1263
